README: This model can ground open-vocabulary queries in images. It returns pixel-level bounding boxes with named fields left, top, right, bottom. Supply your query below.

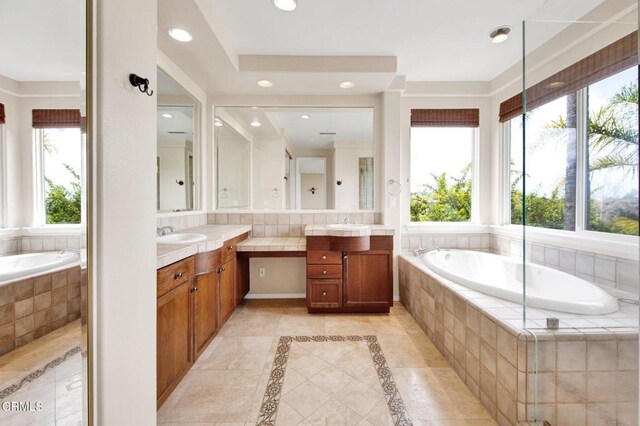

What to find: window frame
left=502, top=84, right=638, bottom=245
left=408, top=125, right=480, bottom=226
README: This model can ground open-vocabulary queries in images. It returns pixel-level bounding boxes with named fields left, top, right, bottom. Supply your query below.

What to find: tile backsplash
left=157, top=212, right=207, bottom=232
left=208, top=212, right=381, bottom=237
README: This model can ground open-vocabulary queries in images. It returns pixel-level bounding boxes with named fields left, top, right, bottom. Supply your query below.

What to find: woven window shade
left=32, top=109, right=81, bottom=129
left=0, top=104, right=4, bottom=125
left=499, top=31, right=638, bottom=123
left=411, top=109, right=479, bottom=127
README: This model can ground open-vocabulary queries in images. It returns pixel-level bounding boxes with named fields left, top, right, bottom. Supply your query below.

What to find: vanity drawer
left=307, top=251, right=342, bottom=265
left=307, top=280, right=341, bottom=308
left=306, top=264, right=342, bottom=279
left=221, top=232, right=249, bottom=261
left=158, top=257, right=195, bottom=297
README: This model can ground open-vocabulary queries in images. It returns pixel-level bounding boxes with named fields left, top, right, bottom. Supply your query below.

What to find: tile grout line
left=0, top=346, right=82, bottom=399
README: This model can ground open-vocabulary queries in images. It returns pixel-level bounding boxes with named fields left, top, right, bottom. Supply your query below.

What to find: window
left=505, top=67, right=638, bottom=236
left=38, top=127, right=82, bottom=224
left=586, top=68, right=638, bottom=235
left=509, top=95, right=577, bottom=230
left=410, top=126, right=475, bottom=222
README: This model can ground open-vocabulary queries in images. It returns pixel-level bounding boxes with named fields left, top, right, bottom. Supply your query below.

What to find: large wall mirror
left=0, top=0, right=90, bottom=424
left=157, top=68, right=200, bottom=212
left=215, top=107, right=374, bottom=210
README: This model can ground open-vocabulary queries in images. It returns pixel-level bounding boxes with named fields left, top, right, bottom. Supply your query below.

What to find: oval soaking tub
left=0, top=251, right=80, bottom=285
left=421, top=249, right=619, bottom=315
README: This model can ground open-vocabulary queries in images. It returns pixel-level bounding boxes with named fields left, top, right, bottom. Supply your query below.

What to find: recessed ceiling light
left=301, top=114, right=311, bottom=119
left=489, top=26, right=511, bottom=44
left=161, top=113, right=173, bottom=118
left=250, top=121, right=262, bottom=127
left=273, top=0, right=297, bottom=12
left=547, top=81, right=564, bottom=88
left=339, top=81, right=354, bottom=89
left=257, top=80, right=274, bottom=88
left=167, top=27, right=193, bottom=42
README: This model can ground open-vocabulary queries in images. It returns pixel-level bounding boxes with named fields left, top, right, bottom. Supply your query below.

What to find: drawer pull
left=322, top=255, right=327, bottom=260
left=174, top=272, right=184, bottom=279
left=227, top=246, right=233, bottom=250
left=322, top=291, right=327, bottom=296
left=322, top=270, right=327, bottom=275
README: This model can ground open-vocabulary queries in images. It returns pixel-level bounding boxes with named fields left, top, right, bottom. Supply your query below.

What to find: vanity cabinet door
left=343, top=252, right=392, bottom=309
left=219, top=257, right=236, bottom=324
left=193, top=272, right=218, bottom=359
left=157, top=280, right=193, bottom=407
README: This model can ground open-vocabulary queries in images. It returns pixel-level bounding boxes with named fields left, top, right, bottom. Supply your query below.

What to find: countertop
left=304, top=224, right=395, bottom=237
left=156, top=224, right=251, bottom=269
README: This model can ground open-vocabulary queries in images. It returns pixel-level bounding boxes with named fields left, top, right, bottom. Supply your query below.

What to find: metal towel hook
left=129, top=73, right=154, bottom=96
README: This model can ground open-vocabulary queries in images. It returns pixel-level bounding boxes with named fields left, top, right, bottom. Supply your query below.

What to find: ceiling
left=157, top=0, right=615, bottom=95
left=0, top=0, right=85, bottom=81
left=157, top=106, right=194, bottom=142
left=217, top=107, right=373, bottom=153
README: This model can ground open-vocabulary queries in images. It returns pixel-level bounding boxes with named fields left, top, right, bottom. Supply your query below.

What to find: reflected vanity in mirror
left=0, top=0, right=90, bottom=424
left=157, top=68, right=200, bottom=212
left=215, top=107, right=374, bottom=210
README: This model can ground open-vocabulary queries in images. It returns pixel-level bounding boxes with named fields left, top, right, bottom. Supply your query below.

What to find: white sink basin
left=326, top=224, right=370, bottom=231
left=157, top=233, right=207, bottom=244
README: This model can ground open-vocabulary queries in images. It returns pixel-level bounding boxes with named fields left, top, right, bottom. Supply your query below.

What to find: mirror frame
left=212, top=103, right=381, bottom=212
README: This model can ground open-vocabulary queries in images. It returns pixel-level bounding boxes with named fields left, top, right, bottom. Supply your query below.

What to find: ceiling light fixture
left=273, top=0, right=297, bottom=12
left=489, top=26, right=511, bottom=44
left=167, top=27, right=193, bottom=42
left=257, top=80, right=274, bottom=88
left=547, top=81, right=564, bottom=88
left=161, top=113, right=173, bottom=118
left=301, top=114, right=310, bottom=119
left=250, top=121, right=262, bottom=127
left=339, top=81, right=354, bottom=89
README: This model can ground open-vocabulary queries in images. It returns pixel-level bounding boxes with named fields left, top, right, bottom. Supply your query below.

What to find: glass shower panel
left=524, top=1, right=639, bottom=424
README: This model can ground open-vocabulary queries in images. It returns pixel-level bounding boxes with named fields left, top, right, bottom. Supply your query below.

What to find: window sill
left=23, top=225, right=84, bottom=236
left=490, top=225, right=638, bottom=260
left=404, top=222, right=490, bottom=234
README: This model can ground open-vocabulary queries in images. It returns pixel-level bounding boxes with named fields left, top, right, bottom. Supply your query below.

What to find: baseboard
left=245, top=293, right=306, bottom=299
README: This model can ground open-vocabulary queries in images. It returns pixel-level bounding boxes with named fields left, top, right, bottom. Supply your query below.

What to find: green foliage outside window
left=45, top=163, right=81, bottom=224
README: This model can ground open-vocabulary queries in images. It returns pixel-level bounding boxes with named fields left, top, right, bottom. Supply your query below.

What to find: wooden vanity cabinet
left=306, top=236, right=393, bottom=313
left=193, top=250, right=221, bottom=359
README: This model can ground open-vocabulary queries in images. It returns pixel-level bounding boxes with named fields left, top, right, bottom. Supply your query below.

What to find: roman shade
left=499, top=31, right=638, bottom=123
left=0, top=104, right=4, bottom=125
left=411, top=109, right=480, bottom=127
left=32, top=109, right=82, bottom=129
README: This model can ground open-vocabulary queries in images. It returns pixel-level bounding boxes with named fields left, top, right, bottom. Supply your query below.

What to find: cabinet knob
left=322, top=291, right=327, bottom=296
left=227, top=246, right=233, bottom=250
left=322, top=270, right=327, bottom=275
left=322, top=255, right=327, bottom=260
left=343, top=255, right=348, bottom=260
left=174, top=272, right=184, bottom=279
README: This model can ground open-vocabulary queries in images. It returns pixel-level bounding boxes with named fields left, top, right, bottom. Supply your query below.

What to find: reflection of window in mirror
left=215, top=107, right=374, bottom=211
left=157, top=67, right=199, bottom=212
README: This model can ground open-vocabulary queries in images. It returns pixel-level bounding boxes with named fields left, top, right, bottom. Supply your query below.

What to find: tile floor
left=0, top=320, right=87, bottom=425
left=157, top=299, right=496, bottom=425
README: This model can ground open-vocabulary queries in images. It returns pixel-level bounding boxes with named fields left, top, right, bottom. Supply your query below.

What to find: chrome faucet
left=157, top=226, right=176, bottom=237
left=343, top=218, right=349, bottom=224
left=413, top=246, right=440, bottom=256
left=58, top=248, right=80, bottom=256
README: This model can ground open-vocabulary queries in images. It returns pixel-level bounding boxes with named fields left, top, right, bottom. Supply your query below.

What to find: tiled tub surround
left=156, top=224, right=252, bottom=268
left=492, top=234, right=640, bottom=296
left=0, top=265, right=83, bottom=357
left=399, top=254, right=639, bottom=426
left=0, top=236, right=20, bottom=256
left=208, top=211, right=381, bottom=238
left=402, top=231, right=493, bottom=252
left=0, top=231, right=83, bottom=256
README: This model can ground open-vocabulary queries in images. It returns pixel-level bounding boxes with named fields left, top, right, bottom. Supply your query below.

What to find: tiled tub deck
left=399, top=254, right=639, bottom=426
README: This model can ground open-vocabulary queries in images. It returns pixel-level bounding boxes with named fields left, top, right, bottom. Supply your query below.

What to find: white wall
left=94, top=0, right=157, bottom=423
left=300, top=173, right=326, bottom=209
left=333, top=142, right=374, bottom=211
left=157, top=140, right=191, bottom=211
left=217, top=134, right=250, bottom=208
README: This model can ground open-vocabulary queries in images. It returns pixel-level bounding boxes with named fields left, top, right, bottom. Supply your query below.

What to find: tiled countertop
left=304, top=224, right=395, bottom=237
left=237, top=237, right=306, bottom=252
left=156, top=224, right=251, bottom=269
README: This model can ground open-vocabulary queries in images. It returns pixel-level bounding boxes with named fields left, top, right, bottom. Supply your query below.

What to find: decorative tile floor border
left=0, top=346, right=82, bottom=399
left=256, top=335, right=412, bottom=426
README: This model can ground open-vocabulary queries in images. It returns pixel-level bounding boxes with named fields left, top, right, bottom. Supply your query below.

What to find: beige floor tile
left=281, top=380, right=331, bottom=417
left=273, top=401, right=305, bottom=425
left=306, top=399, right=363, bottom=425
left=194, top=336, right=273, bottom=370
left=332, top=380, right=383, bottom=417
left=307, top=365, right=355, bottom=395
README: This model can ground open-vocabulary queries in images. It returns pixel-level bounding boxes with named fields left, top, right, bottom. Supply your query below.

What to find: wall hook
left=336, top=180, right=342, bottom=186
left=309, top=187, right=317, bottom=195
left=129, top=74, right=154, bottom=96
left=176, top=180, right=184, bottom=186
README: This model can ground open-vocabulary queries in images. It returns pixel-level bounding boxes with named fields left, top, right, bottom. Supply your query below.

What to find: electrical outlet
left=259, top=267, right=266, bottom=277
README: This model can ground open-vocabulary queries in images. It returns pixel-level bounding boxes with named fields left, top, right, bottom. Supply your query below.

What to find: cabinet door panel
left=219, top=258, right=236, bottom=324
left=194, top=272, right=218, bottom=358
left=157, top=281, right=192, bottom=405
left=344, top=252, right=391, bottom=308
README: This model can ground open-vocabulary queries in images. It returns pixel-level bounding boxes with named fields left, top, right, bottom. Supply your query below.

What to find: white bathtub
left=0, top=251, right=80, bottom=285
left=421, top=249, right=619, bottom=315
